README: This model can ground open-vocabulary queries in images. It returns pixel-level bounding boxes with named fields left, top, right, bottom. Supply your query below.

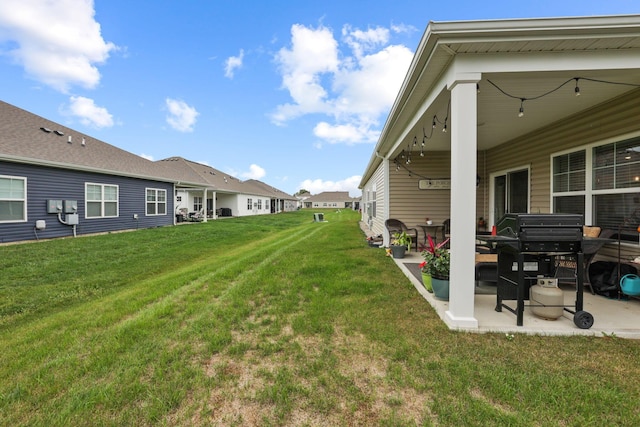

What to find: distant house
left=303, top=191, right=358, bottom=209
left=0, top=101, right=176, bottom=243
left=243, top=179, right=298, bottom=213
left=158, top=157, right=296, bottom=219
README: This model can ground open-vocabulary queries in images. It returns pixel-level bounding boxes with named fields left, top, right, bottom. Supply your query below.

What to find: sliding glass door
left=491, top=167, right=529, bottom=223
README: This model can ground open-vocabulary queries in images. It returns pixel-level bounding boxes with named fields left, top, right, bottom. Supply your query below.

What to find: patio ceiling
left=395, top=69, right=640, bottom=156
left=377, top=15, right=640, bottom=162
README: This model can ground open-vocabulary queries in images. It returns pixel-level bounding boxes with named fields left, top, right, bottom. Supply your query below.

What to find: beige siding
left=484, top=89, right=640, bottom=261
left=486, top=89, right=640, bottom=216
left=389, top=152, right=451, bottom=228
left=371, top=162, right=386, bottom=236
left=362, top=162, right=387, bottom=238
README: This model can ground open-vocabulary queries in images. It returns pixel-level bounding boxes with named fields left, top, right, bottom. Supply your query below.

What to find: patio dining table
left=416, top=223, right=445, bottom=246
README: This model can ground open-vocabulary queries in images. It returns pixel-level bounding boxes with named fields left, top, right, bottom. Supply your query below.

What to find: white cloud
left=241, top=164, right=266, bottom=180
left=165, top=98, right=199, bottom=132
left=271, top=23, right=413, bottom=145
left=341, top=25, right=389, bottom=58
left=224, top=49, right=244, bottom=78
left=299, top=175, right=362, bottom=197
left=0, top=0, right=117, bottom=92
left=63, top=96, right=114, bottom=128
left=271, top=24, right=339, bottom=123
left=140, top=153, right=154, bottom=161
left=313, top=122, right=379, bottom=144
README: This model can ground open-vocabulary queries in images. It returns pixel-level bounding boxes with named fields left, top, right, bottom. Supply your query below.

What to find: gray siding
left=0, top=161, right=174, bottom=243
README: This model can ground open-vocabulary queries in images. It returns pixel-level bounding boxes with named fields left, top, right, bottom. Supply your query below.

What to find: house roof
left=305, top=191, right=355, bottom=202
left=157, top=157, right=246, bottom=192
left=361, top=14, right=640, bottom=187
left=0, top=100, right=174, bottom=182
left=243, top=179, right=295, bottom=200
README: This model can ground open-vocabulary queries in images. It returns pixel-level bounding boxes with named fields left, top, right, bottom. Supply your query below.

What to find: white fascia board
left=448, top=49, right=640, bottom=75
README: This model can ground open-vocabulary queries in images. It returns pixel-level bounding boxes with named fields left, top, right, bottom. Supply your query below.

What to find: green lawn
left=1, top=209, right=639, bottom=426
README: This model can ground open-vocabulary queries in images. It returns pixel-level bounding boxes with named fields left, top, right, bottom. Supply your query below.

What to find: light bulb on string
left=442, top=120, right=447, bottom=133
left=432, top=116, right=437, bottom=129
left=518, top=99, right=525, bottom=118
left=574, top=78, right=581, bottom=96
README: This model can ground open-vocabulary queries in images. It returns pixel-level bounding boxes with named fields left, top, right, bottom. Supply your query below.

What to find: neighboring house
left=243, top=179, right=298, bottom=213
left=0, top=102, right=298, bottom=244
left=359, top=15, right=640, bottom=330
left=158, top=157, right=296, bottom=219
left=0, top=101, right=176, bottom=244
left=303, top=191, right=359, bottom=209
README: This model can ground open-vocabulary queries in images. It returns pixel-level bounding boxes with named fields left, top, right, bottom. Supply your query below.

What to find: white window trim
left=0, top=175, right=27, bottom=223
left=550, top=130, right=640, bottom=226
left=85, top=182, right=119, bottom=219
left=146, top=188, right=167, bottom=216
left=488, top=164, right=531, bottom=226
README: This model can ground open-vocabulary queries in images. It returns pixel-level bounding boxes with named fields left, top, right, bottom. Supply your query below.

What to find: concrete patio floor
left=393, top=250, right=640, bottom=339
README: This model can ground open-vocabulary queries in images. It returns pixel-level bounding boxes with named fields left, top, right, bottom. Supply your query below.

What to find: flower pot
left=421, top=273, right=433, bottom=293
left=390, top=245, right=406, bottom=259
left=431, top=277, right=449, bottom=300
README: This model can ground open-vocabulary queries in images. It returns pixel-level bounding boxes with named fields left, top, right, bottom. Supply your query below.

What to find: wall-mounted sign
left=419, top=179, right=451, bottom=190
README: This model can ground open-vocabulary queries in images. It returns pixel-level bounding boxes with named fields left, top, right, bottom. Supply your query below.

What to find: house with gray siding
left=0, top=100, right=176, bottom=243
left=359, top=15, right=640, bottom=331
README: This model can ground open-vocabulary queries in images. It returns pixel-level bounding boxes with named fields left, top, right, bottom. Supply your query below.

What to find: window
left=247, top=198, right=253, bottom=210
left=552, top=137, right=640, bottom=242
left=193, top=196, right=202, bottom=212
left=0, top=175, right=26, bottom=222
left=593, top=139, right=640, bottom=238
left=257, top=199, right=262, bottom=210
left=146, top=188, right=167, bottom=215
left=86, top=183, right=118, bottom=218
left=552, top=150, right=586, bottom=215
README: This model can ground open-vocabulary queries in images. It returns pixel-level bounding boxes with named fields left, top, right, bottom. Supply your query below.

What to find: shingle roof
left=305, top=191, right=355, bottom=202
left=157, top=157, right=246, bottom=193
left=243, top=179, right=295, bottom=199
left=0, top=100, right=174, bottom=182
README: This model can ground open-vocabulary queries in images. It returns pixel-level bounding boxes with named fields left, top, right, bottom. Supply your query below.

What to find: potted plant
left=477, top=216, right=486, bottom=230
left=421, top=235, right=450, bottom=300
left=390, top=231, right=412, bottom=259
left=418, top=260, right=433, bottom=293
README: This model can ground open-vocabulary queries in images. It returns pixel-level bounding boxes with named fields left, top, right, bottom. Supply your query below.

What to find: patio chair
left=385, top=219, right=419, bottom=252
left=554, top=226, right=615, bottom=294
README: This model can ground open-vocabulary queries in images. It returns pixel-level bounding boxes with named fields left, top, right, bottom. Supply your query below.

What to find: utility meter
left=63, top=200, right=78, bottom=214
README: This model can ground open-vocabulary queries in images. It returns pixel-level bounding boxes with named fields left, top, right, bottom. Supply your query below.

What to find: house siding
left=484, top=89, right=640, bottom=262
left=389, top=152, right=452, bottom=228
left=0, top=161, right=174, bottom=244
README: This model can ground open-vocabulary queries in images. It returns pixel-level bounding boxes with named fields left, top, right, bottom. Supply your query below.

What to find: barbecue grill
left=492, top=213, right=594, bottom=329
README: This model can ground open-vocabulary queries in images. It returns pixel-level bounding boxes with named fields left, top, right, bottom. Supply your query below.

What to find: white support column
left=202, top=188, right=207, bottom=223
left=212, top=191, right=217, bottom=219
left=445, top=75, right=480, bottom=329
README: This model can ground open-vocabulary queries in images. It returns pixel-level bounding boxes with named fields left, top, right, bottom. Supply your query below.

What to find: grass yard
left=1, top=209, right=640, bottom=426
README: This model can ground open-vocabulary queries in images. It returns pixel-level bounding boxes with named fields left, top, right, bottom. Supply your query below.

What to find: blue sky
left=1, top=1, right=639, bottom=197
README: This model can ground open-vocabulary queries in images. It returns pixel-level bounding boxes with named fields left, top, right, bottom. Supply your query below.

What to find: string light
left=394, top=75, right=640, bottom=176
left=488, top=76, right=640, bottom=117
left=518, top=99, right=525, bottom=118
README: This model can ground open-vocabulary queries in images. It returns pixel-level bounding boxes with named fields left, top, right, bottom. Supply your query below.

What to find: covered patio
left=359, top=15, right=640, bottom=333
left=393, top=250, right=640, bottom=338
